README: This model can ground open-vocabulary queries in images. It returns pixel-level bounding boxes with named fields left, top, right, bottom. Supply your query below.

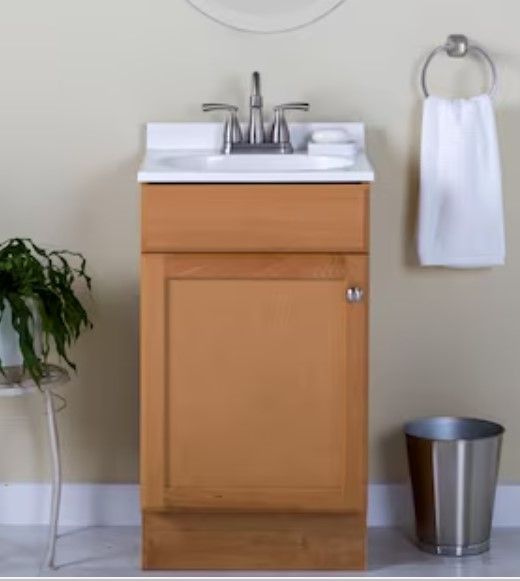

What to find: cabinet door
left=141, top=254, right=367, bottom=513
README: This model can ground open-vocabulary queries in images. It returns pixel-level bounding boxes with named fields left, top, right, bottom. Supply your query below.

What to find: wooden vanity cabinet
left=140, top=183, right=370, bottom=570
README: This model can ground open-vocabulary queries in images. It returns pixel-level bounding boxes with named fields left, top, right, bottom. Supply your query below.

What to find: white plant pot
left=0, top=302, right=42, bottom=368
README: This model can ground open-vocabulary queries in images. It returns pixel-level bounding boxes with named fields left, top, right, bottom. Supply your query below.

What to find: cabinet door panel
left=140, top=254, right=367, bottom=513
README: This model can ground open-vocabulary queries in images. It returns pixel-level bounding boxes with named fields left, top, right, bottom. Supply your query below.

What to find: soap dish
left=307, top=141, right=358, bottom=157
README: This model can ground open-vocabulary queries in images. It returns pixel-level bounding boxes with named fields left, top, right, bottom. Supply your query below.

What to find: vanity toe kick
left=143, top=511, right=366, bottom=571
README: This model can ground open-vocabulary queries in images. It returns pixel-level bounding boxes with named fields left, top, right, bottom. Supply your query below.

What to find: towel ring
left=421, top=34, right=497, bottom=98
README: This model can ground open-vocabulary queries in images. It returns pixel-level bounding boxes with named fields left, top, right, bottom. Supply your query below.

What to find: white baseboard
left=0, top=483, right=518, bottom=527
left=0, top=483, right=140, bottom=526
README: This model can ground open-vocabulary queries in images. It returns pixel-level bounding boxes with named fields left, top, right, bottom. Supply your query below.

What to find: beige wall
left=0, top=0, right=519, bottom=483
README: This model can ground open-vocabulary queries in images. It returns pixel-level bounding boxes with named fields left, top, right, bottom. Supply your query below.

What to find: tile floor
left=0, top=526, right=519, bottom=577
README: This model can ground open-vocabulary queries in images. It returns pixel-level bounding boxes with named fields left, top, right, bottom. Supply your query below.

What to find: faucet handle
left=274, top=103, right=310, bottom=112
left=202, top=103, right=238, bottom=113
left=202, top=103, right=243, bottom=152
left=270, top=103, right=310, bottom=149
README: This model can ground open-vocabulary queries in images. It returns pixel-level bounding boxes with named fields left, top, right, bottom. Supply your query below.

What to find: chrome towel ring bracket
left=421, top=34, right=498, bottom=98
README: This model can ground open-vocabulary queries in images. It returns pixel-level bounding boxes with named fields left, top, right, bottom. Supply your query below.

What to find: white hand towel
left=417, top=94, right=505, bottom=268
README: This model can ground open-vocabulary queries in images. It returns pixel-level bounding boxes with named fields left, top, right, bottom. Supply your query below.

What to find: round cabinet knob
left=346, top=287, right=365, bottom=303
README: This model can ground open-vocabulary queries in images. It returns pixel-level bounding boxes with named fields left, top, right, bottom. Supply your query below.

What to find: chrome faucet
left=248, top=72, right=265, bottom=144
left=203, top=72, right=309, bottom=154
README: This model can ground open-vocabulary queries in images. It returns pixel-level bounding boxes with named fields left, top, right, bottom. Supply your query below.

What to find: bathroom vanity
left=138, top=122, right=374, bottom=570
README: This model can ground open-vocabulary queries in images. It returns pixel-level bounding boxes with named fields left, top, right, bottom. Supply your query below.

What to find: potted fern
left=0, top=238, right=93, bottom=386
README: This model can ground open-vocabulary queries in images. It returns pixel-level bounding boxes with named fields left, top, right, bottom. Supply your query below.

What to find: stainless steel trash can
left=405, top=417, right=504, bottom=557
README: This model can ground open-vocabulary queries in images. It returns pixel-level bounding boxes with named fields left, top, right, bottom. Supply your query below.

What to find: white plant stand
left=0, top=364, right=69, bottom=570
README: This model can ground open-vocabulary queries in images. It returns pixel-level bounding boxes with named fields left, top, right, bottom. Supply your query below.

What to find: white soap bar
left=308, top=141, right=358, bottom=157
left=311, top=129, right=351, bottom=144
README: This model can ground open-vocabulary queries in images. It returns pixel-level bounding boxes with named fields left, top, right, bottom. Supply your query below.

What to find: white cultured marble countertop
left=138, top=122, right=375, bottom=184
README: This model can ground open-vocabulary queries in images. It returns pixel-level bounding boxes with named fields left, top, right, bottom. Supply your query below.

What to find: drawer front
left=142, top=184, right=369, bottom=253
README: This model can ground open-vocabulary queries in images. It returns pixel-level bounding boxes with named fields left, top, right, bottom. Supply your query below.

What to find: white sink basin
left=157, top=153, right=355, bottom=173
left=138, top=123, right=375, bottom=183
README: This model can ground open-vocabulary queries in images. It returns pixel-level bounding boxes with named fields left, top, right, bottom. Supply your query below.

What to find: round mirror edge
left=186, top=0, right=347, bottom=34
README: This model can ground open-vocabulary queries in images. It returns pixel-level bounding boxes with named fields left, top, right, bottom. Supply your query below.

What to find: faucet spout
left=251, top=71, right=261, bottom=99
left=248, top=71, right=265, bottom=144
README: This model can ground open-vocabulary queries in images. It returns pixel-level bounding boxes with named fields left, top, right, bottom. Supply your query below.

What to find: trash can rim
left=404, top=416, right=504, bottom=441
